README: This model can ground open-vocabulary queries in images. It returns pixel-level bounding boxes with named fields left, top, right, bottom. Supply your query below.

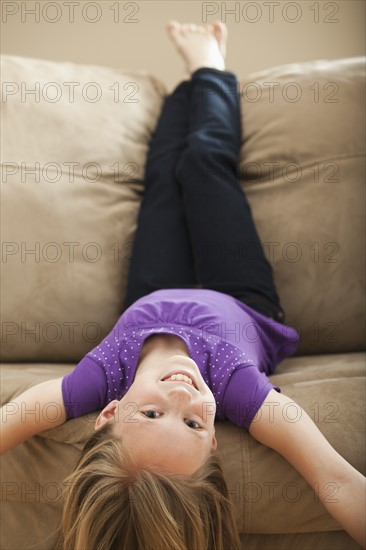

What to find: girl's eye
left=142, top=411, right=201, bottom=429
left=142, top=410, right=161, bottom=419
left=186, top=419, right=201, bottom=430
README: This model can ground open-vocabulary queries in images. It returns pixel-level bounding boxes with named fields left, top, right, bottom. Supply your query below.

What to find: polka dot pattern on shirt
left=69, top=288, right=299, bottom=425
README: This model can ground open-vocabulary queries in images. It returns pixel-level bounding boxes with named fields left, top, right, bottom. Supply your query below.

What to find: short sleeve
left=220, top=366, right=281, bottom=430
left=62, top=356, right=108, bottom=419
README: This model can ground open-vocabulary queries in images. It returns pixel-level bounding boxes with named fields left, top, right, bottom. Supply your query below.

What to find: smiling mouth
left=161, top=370, right=198, bottom=390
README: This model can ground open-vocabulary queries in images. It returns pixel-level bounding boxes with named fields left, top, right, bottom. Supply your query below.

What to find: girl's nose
left=166, top=384, right=193, bottom=401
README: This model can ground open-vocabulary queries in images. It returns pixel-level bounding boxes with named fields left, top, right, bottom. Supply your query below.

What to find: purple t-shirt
left=62, top=289, right=300, bottom=429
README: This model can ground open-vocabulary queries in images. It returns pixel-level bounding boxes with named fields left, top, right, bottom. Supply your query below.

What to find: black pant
left=123, top=68, right=285, bottom=323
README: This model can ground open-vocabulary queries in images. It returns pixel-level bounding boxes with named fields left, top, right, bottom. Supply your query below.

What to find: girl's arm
left=0, top=378, right=66, bottom=455
left=249, top=389, right=366, bottom=549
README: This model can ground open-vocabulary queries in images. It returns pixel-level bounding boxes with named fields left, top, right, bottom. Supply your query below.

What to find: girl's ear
left=95, top=400, right=119, bottom=431
left=212, top=435, right=218, bottom=450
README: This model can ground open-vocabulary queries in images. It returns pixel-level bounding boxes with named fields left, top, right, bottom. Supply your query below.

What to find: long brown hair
left=58, top=423, right=241, bottom=550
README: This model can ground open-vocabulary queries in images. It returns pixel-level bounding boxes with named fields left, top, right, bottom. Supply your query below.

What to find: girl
left=1, top=21, right=365, bottom=550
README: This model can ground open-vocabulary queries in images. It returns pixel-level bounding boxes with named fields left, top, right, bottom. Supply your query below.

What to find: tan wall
left=1, top=1, right=365, bottom=91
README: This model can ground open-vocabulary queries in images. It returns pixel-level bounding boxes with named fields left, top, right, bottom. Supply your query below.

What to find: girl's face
left=96, top=354, right=217, bottom=475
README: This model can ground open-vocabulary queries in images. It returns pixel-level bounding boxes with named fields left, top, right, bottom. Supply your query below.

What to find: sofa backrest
left=1, top=55, right=365, bottom=361
left=238, top=57, right=365, bottom=354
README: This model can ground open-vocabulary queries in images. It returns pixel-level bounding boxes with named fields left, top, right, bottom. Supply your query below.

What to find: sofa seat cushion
left=1, top=351, right=364, bottom=548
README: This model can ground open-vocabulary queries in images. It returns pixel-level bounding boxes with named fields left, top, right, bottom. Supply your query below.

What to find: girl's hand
left=249, top=389, right=366, bottom=549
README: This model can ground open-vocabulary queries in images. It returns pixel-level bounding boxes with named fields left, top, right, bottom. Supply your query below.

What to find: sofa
left=1, top=53, right=365, bottom=550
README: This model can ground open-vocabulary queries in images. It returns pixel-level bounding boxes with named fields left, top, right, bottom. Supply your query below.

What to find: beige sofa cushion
left=1, top=55, right=166, bottom=362
left=1, top=352, right=364, bottom=549
left=1, top=56, right=365, bottom=363
left=240, top=58, right=365, bottom=354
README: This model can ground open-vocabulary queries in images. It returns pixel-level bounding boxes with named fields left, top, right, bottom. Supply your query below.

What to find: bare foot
left=210, top=21, right=228, bottom=59
left=166, top=20, right=227, bottom=74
